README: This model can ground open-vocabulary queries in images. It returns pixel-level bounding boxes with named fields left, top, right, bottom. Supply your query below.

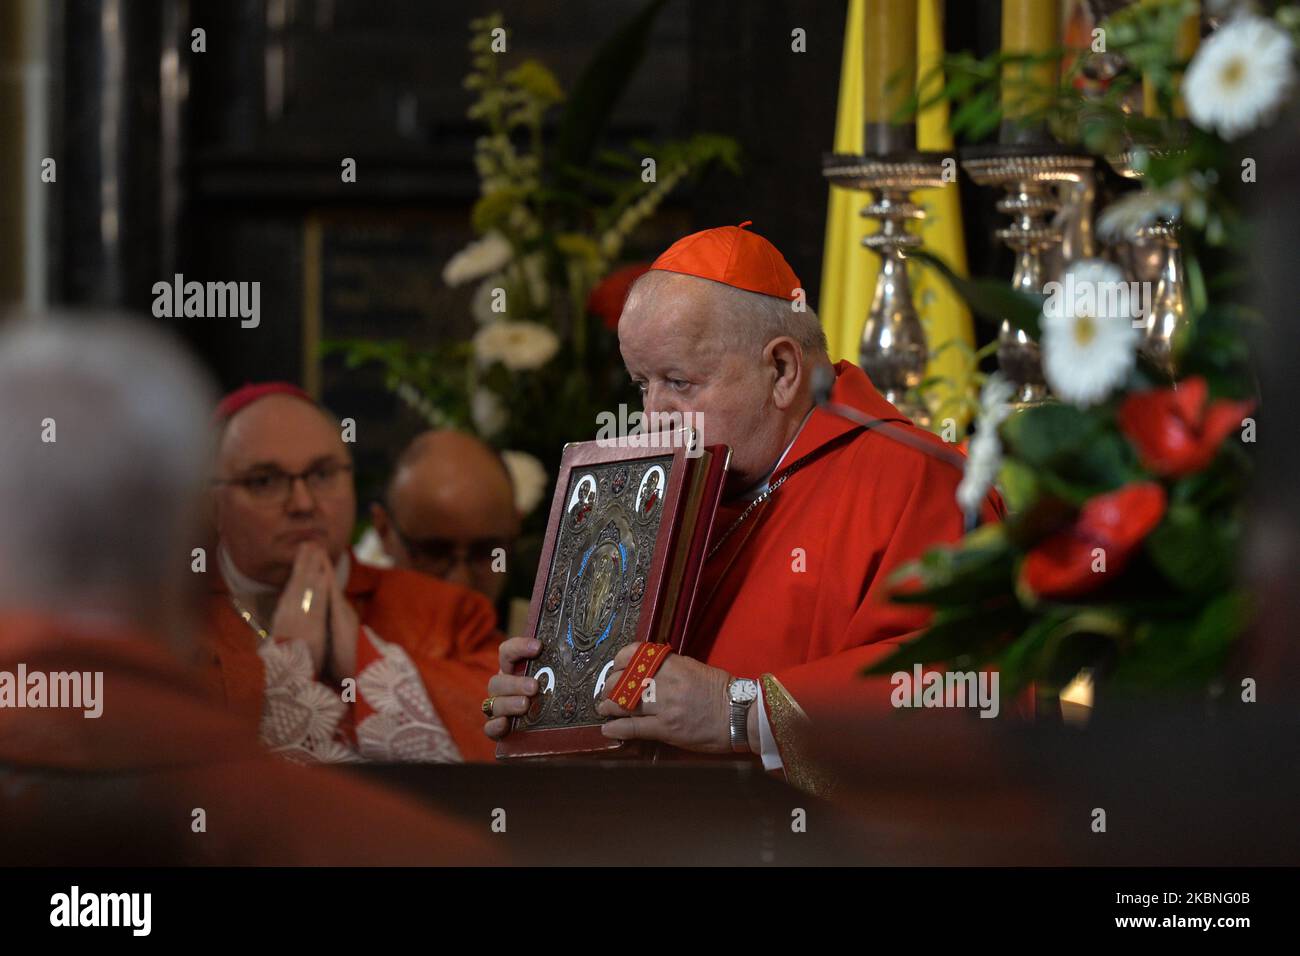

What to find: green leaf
left=1035, top=610, right=1128, bottom=690
left=505, top=60, right=564, bottom=104
left=1145, top=504, right=1235, bottom=593
left=1000, top=404, right=1140, bottom=500
left=990, top=611, right=1072, bottom=698
left=1001, top=490, right=1076, bottom=550
left=951, top=88, right=1001, bottom=140
left=997, top=458, right=1040, bottom=514
left=1000, top=402, right=1099, bottom=468
left=594, top=148, right=638, bottom=171
left=1109, top=591, right=1249, bottom=689
left=889, top=524, right=1016, bottom=607
left=865, top=601, right=1027, bottom=675
left=472, top=188, right=527, bottom=234
left=552, top=0, right=668, bottom=175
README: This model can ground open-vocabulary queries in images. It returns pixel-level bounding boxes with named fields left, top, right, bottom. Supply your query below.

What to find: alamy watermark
left=890, top=664, right=1000, bottom=719
left=595, top=405, right=705, bottom=458
left=0, top=664, right=103, bottom=718
left=151, top=273, right=261, bottom=328
left=50, top=886, right=150, bottom=936
left=1043, top=273, right=1153, bottom=327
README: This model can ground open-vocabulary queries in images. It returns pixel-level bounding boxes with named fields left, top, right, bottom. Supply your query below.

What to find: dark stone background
left=49, top=0, right=1005, bottom=380
left=44, top=0, right=1006, bottom=504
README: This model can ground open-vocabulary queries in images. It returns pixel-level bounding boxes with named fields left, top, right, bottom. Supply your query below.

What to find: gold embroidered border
left=761, top=673, right=837, bottom=797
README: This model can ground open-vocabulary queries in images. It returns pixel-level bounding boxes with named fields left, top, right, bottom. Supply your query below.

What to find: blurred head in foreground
left=0, top=315, right=502, bottom=865
left=370, top=429, right=519, bottom=604
left=0, top=313, right=215, bottom=650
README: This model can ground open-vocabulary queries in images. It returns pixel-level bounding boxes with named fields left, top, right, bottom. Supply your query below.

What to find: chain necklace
left=705, top=453, right=816, bottom=562
left=228, top=595, right=271, bottom=643
left=704, top=403, right=890, bottom=563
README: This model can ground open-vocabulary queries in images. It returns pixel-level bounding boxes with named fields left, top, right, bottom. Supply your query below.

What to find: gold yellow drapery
left=819, top=0, right=974, bottom=424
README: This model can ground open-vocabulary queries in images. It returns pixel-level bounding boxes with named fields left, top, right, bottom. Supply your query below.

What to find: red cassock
left=685, top=361, right=1004, bottom=783
left=203, top=557, right=501, bottom=762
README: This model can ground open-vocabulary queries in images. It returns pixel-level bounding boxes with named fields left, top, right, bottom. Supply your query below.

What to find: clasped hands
left=268, top=542, right=360, bottom=681
left=482, top=638, right=760, bottom=755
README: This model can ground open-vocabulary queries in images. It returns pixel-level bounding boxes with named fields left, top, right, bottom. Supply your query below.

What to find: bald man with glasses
left=205, top=383, right=501, bottom=763
left=369, top=429, right=520, bottom=614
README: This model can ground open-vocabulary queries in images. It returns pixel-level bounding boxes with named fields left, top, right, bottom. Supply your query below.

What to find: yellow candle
left=1175, top=8, right=1201, bottom=61
left=1143, top=0, right=1201, bottom=117
left=862, top=0, right=919, bottom=125
left=1001, top=0, right=1061, bottom=120
left=1172, top=4, right=1201, bottom=117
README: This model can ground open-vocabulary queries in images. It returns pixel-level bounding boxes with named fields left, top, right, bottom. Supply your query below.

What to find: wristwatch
left=727, top=677, right=760, bottom=753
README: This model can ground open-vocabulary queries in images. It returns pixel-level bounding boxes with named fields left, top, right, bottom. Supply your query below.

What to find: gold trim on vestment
left=761, top=673, right=837, bottom=797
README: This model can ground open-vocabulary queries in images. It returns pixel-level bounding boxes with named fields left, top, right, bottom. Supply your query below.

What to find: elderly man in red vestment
left=205, top=384, right=501, bottom=763
left=483, top=222, right=1002, bottom=787
left=0, top=316, right=498, bottom=865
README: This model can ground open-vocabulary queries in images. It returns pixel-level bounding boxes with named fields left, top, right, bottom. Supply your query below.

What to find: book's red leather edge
left=668, top=444, right=731, bottom=655
left=496, top=440, right=697, bottom=760
left=495, top=723, right=626, bottom=759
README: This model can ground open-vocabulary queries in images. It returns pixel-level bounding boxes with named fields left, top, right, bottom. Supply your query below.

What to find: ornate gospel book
left=496, top=437, right=730, bottom=758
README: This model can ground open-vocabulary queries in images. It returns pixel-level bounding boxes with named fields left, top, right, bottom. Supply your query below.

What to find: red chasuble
left=203, top=555, right=501, bottom=762
left=686, top=361, right=1004, bottom=779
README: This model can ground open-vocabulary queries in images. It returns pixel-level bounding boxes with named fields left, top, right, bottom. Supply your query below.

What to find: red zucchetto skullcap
left=649, top=221, right=802, bottom=301
left=213, top=381, right=314, bottom=423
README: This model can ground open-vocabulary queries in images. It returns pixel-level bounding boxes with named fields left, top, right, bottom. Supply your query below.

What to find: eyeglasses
left=393, top=528, right=512, bottom=577
left=214, top=461, right=353, bottom=503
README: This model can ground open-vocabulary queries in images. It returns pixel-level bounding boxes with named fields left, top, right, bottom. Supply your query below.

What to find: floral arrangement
left=326, top=8, right=739, bottom=559
left=880, top=0, right=1291, bottom=701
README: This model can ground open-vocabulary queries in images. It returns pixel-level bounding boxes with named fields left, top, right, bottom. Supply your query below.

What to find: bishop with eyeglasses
left=202, top=383, right=502, bottom=764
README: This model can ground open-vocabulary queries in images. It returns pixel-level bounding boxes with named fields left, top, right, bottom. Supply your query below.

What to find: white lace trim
left=256, top=626, right=461, bottom=765
left=355, top=628, right=460, bottom=763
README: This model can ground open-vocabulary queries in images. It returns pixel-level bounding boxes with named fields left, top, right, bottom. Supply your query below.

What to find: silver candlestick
left=1106, top=148, right=1187, bottom=377
left=822, top=152, right=948, bottom=426
left=962, top=146, right=1098, bottom=407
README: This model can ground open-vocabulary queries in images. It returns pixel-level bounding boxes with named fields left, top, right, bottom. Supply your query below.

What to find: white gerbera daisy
left=1183, top=14, right=1295, bottom=141
left=473, top=320, right=560, bottom=371
left=1041, top=260, right=1140, bottom=407
left=471, top=386, right=508, bottom=437
left=956, top=374, right=1014, bottom=516
left=1096, top=188, right=1183, bottom=241
left=501, top=449, right=548, bottom=517
left=443, top=231, right=513, bottom=287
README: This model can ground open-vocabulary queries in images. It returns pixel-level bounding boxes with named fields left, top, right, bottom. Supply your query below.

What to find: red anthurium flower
left=1020, top=482, right=1167, bottom=599
left=587, top=263, right=652, bottom=331
left=1118, top=376, right=1255, bottom=478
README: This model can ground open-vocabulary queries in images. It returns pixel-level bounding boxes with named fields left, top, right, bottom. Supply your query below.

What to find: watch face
left=730, top=679, right=759, bottom=704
